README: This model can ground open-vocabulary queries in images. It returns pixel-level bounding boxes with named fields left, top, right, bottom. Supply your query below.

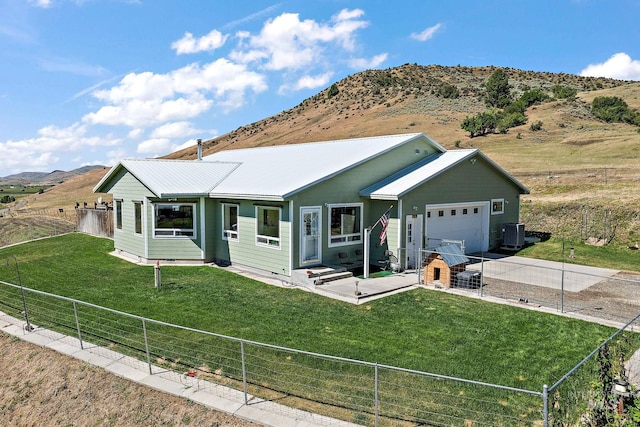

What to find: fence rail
left=1, top=277, right=639, bottom=426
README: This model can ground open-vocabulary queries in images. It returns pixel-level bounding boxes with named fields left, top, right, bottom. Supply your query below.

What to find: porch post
left=364, top=227, right=371, bottom=278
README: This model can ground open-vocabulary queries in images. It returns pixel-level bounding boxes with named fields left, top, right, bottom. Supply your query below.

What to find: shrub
left=1, top=195, right=16, bottom=204
left=591, top=96, right=640, bottom=125
left=438, top=83, right=459, bottom=99
left=520, top=88, right=551, bottom=107
left=530, top=120, right=543, bottom=131
left=551, top=85, right=578, bottom=99
left=327, top=84, right=339, bottom=99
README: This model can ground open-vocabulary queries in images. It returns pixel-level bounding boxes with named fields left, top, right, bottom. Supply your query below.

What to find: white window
left=115, top=199, right=123, bottom=231
left=153, top=203, right=196, bottom=238
left=328, top=203, right=362, bottom=247
left=222, top=204, right=239, bottom=240
left=491, top=199, right=505, bottom=215
left=134, top=201, right=143, bottom=235
left=256, top=206, right=280, bottom=248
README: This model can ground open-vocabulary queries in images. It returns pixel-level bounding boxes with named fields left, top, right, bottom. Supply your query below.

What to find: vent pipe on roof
left=197, top=138, right=202, bottom=160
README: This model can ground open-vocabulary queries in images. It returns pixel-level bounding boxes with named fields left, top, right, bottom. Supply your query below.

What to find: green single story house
left=93, top=133, right=529, bottom=279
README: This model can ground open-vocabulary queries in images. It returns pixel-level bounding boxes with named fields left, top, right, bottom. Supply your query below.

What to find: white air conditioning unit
left=502, top=223, right=525, bottom=250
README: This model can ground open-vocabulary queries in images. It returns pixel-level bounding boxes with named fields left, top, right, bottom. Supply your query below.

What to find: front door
left=405, top=214, right=423, bottom=269
left=300, top=207, right=322, bottom=265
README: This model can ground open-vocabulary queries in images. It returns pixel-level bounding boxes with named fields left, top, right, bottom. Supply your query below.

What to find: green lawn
left=0, top=233, right=624, bottom=394
left=518, top=237, right=640, bottom=272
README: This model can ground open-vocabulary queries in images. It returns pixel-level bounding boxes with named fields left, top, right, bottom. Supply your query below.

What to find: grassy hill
left=8, top=64, right=640, bottom=246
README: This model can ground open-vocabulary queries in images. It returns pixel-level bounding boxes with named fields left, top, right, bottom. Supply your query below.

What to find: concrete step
left=315, top=271, right=353, bottom=285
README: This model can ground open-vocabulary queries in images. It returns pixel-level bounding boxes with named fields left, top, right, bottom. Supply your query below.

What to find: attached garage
left=425, top=202, right=489, bottom=254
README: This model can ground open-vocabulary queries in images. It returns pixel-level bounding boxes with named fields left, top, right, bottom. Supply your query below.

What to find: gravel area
left=477, top=271, right=640, bottom=325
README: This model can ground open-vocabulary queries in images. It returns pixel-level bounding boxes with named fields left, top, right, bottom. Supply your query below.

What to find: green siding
left=398, top=155, right=523, bottom=250
left=110, top=170, right=153, bottom=259
left=211, top=200, right=291, bottom=275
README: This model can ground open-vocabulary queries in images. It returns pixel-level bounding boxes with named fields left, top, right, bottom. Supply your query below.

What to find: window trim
left=491, top=198, right=505, bottom=215
left=255, top=206, right=281, bottom=249
left=222, top=203, right=239, bottom=241
left=152, top=202, right=197, bottom=239
left=115, top=199, right=123, bottom=231
left=327, top=203, right=363, bottom=248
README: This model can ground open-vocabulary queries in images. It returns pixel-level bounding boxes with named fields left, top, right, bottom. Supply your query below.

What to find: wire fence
left=2, top=273, right=640, bottom=425
left=393, top=247, right=640, bottom=326
left=0, top=279, right=552, bottom=426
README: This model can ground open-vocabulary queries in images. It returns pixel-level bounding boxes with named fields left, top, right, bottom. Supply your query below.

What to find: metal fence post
left=543, top=384, right=549, bottom=427
left=73, top=301, right=83, bottom=349
left=241, top=340, right=248, bottom=405
left=479, top=252, right=485, bottom=298
left=142, top=318, right=152, bottom=374
left=560, top=268, right=565, bottom=313
left=375, top=363, right=379, bottom=427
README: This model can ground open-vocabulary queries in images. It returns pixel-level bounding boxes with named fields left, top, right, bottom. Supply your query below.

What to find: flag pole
left=364, top=205, right=393, bottom=279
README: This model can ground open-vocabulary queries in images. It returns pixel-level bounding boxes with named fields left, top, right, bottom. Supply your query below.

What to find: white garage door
left=425, top=203, right=488, bottom=254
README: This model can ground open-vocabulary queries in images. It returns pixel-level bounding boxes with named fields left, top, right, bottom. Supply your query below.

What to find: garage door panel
left=426, top=204, right=486, bottom=253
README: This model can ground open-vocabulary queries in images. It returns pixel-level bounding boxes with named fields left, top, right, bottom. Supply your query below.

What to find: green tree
left=484, top=69, right=511, bottom=108
left=461, top=111, right=500, bottom=137
left=327, top=83, right=339, bottom=99
left=591, top=96, right=639, bottom=124
left=0, top=195, right=15, bottom=204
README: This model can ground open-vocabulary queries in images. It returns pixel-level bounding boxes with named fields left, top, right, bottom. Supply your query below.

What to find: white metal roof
left=94, top=159, right=240, bottom=197
left=359, top=150, right=477, bottom=200
left=203, top=133, right=443, bottom=200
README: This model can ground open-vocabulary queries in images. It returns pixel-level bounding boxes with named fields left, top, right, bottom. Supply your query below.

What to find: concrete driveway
left=466, top=253, right=619, bottom=292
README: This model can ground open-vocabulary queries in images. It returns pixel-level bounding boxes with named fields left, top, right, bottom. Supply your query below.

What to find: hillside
left=11, top=64, right=640, bottom=242
left=0, top=165, right=106, bottom=186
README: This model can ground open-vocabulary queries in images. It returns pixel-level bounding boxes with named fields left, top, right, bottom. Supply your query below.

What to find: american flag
left=379, top=209, right=390, bottom=245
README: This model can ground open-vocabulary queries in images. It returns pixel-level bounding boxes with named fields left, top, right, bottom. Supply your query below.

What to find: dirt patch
left=0, top=332, right=256, bottom=427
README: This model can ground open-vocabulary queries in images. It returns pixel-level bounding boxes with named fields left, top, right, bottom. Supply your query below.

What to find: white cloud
left=580, top=52, right=640, bottom=81
left=279, top=72, right=333, bottom=94
left=128, top=128, right=144, bottom=139
left=233, top=9, right=369, bottom=71
left=410, top=23, right=442, bottom=42
left=171, top=138, right=198, bottom=153
left=0, top=123, right=121, bottom=173
left=348, top=53, right=388, bottom=70
left=171, top=29, right=229, bottom=55
left=150, top=121, right=200, bottom=139
left=84, top=59, right=267, bottom=127
left=137, top=138, right=171, bottom=155
left=28, top=0, right=52, bottom=8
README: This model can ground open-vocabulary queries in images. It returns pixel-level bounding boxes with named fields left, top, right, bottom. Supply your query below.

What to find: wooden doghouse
left=423, top=244, right=469, bottom=288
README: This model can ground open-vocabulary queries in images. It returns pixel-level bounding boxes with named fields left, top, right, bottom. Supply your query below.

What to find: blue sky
left=1, top=0, right=639, bottom=175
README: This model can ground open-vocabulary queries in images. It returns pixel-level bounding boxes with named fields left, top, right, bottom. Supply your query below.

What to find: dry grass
left=0, top=332, right=256, bottom=426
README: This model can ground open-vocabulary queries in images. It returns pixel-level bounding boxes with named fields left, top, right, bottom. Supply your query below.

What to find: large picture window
left=256, top=206, right=280, bottom=248
left=329, top=203, right=362, bottom=246
left=222, top=204, right=238, bottom=240
left=115, top=199, right=123, bottom=230
left=153, top=203, right=195, bottom=237
left=134, top=201, right=143, bottom=235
